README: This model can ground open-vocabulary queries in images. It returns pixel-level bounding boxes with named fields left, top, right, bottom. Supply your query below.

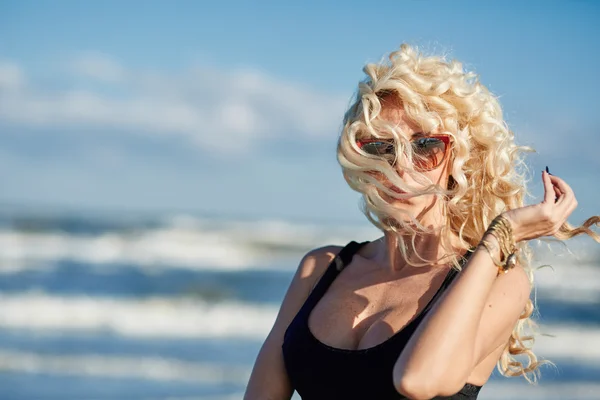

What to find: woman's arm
left=393, top=171, right=578, bottom=399
left=393, top=233, right=530, bottom=399
left=243, top=245, right=341, bottom=400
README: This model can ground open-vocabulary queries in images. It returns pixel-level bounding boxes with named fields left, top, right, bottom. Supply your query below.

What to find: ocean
left=0, top=208, right=599, bottom=400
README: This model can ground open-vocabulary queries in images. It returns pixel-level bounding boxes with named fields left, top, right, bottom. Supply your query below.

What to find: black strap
left=333, top=240, right=369, bottom=271
left=303, top=240, right=369, bottom=311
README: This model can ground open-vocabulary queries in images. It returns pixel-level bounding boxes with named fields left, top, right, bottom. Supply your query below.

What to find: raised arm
left=243, top=245, right=341, bottom=400
left=393, top=171, right=578, bottom=399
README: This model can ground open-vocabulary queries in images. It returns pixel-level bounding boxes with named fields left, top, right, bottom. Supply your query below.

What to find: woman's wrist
left=501, top=212, right=522, bottom=243
left=479, top=232, right=503, bottom=266
left=479, top=214, right=521, bottom=275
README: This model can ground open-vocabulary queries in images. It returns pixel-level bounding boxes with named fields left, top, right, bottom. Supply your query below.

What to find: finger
left=553, top=186, right=576, bottom=221
left=547, top=174, right=573, bottom=196
left=545, top=174, right=578, bottom=227
left=568, top=197, right=579, bottom=215
left=542, top=170, right=555, bottom=204
left=555, top=188, right=573, bottom=209
left=548, top=174, right=575, bottom=207
left=553, top=186, right=562, bottom=200
left=553, top=185, right=561, bottom=203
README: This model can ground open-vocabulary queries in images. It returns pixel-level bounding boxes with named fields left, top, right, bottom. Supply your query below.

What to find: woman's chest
left=307, top=270, right=445, bottom=351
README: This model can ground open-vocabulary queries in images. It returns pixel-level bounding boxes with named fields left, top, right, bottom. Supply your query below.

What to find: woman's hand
left=503, top=169, right=578, bottom=243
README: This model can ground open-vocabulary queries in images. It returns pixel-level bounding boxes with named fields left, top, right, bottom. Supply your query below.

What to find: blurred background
left=1, top=0, right=599, bottom=399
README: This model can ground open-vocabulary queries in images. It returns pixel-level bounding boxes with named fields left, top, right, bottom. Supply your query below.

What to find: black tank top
left=282, top=241, right=482, bottom=399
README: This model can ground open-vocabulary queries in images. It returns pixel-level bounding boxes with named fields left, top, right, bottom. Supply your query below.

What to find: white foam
left=1, top=215, right=599, bottom=304
left=533, top=262, right=600, bottom=303
left=0, top=292, right=277, bottom=339
left=533, top=324, right=600, bottom=364
left=0, top=217, right=377, bottom=273
left=479, top=382, right=600, bottom=400
left=0, top=349, right=250, bottom=384
left=1, top=292, right=599, bottom=366
left=0, top=229, right=265, bottom=272
left=2, top=348, right=600, bottom=400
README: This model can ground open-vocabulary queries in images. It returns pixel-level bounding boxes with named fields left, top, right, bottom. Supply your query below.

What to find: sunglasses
left=356, top=135, right=451, bottom=172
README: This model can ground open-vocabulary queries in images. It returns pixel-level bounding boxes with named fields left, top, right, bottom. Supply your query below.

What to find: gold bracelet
left=479, top=238, right=503, bottom=268
left=489, top=216, right=516, bottom=257
left=480, top=215, right=519, bottom=274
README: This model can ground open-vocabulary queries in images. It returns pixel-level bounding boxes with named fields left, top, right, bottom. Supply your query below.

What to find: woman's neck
left=369, top=229, right=463, bottom=274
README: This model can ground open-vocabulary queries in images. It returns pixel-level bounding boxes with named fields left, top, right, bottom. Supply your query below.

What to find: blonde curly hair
left=337, top=43, right=600, bottom=382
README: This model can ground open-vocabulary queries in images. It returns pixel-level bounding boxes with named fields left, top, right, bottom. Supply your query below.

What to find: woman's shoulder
left=296, top=244, right=344, bottom=281
left=266, top=245, right=344, bottom=336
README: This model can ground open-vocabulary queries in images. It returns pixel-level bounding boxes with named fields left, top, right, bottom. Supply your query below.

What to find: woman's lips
left=379, top=186, right=410, bottom=202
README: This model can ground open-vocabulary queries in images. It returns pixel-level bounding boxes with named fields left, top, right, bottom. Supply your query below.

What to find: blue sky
left=1, top=0, right=599, bottom=224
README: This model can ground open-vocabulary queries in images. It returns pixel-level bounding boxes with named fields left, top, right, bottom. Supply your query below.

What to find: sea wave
left=0, top=292, right=277, bottom=339
left=533, top=263, right=600, bottom=304
left=1, top=292, right=599, bottom=364
left=0, top=214, right=377, bottom=273
left=0, top=349, right=250, bottom=384
left=478, top=382, right=600, bottom=400
left=1, top=348, right=600, bottom=400
left=1, top=212, right=597, bottom=275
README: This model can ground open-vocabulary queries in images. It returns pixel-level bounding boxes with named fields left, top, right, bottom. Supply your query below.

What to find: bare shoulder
left=266, top=244, right=343, bottom=330
left=295, top=245, right=343, bottom=282
left=274, top=244, right=344, bottom=330
left=243, top=244, right=344, bottom=399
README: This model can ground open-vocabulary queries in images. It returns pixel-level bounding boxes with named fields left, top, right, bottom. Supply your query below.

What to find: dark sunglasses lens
left=412, top=137, right=447, bottom=171
left=361, top=141, right=395, bottom=163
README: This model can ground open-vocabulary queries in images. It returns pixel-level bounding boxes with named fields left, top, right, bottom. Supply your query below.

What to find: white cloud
left=0, top=61, right=25, bottom=90
left=0, top=56, right=348, bottom=154
left=72, top=53, right=125, bottom=82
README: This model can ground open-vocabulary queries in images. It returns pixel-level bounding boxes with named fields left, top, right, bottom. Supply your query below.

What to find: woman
left=243, top=44, right=599, bottom=400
